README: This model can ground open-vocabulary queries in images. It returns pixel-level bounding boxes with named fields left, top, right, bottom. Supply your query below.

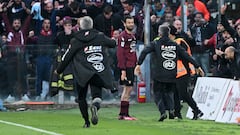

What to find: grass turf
left=0, top=103, right=239, bottom=135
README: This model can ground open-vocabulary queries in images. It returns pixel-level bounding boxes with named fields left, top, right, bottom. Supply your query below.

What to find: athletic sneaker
left=4, top=95, right=15, bottom=103
left=192, top=110, right=204, bottom=120
left=118, top=115, right=137, bottom=120
left=124, top=116, right=137, bottom=120
left=21, top=94, right=30, bottom=101
left=90, top=105, right=98, bottom=125
left=158, top=113, right=167, bottom=122
left=83, top=122, right=90, bottom=128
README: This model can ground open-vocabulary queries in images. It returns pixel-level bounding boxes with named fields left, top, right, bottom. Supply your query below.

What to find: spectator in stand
left=227, top=18, right=235, bottom=28
left=151, top=0, right=166, bottom=19
left=56, top=0, right=87, bottom=29
left=4, top=0, right=31, bottom=23
left=35, top=0, right=57, bottom=35
left=159, top=12, right=174, bottom=25
left=173, top=19, right=195, bottom=46
left=54, top=0, right=67, bottom=10
left=86, top=0, right=106, bottom=20
left=204, top=23, right=233, bottom=78
left=220, top=4, right=240, bottom=48
left=224, top=46, right=240, bottom=80
left=205, top=0, right=218, bottom=13
left=0, top=2, right=32, bottom=102
left=189, top=12, right=215, bottom=75
left=109, top=29, right=121, bottom=89
left=104, top=0, right=122, bottom=13
left=0, top=34, right=8, bottom=99
left=94, top=5, right=123, bottom=38
left=235, top=23, right=240, bottom=45
left=176, top=0, right=210, bottom=22
left=29, top=18, right=56, bottom=101
left=118, top=0, right=144, bottom=41
left=186, top=3, right=199, bottom=27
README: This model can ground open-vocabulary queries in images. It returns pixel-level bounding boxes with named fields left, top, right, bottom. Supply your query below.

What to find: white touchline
left=0, top=120, right=63, bottom=135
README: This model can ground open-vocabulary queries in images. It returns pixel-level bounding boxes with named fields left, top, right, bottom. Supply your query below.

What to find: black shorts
left=119, top=67, right=135, bottom=86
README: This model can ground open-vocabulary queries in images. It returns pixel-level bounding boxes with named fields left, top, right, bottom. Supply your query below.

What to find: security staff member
left=169, top=25, right=204, bottom=120
left=55, top=16, right=116, bottom=128
left=134, top=25, right=204, bottom=122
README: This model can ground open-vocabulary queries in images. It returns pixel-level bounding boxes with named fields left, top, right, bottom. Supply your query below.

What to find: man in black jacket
left=134, top=25, right=204, bottom=122
left=55, top=16, right=116, bottom=128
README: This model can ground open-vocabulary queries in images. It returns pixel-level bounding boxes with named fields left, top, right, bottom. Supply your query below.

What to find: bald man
left=224, top=46, right=240, bottom=80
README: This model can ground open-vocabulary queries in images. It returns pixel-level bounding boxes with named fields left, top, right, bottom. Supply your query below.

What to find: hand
left=204, top=39, right=209, bottom=45
left=224, top=38, right=234, bottom=45
left=187, top=29, right=192, bottom=38
left=134, top=65, right=142, bottom=76
left=215, top=49, right=224, bottom=56
left=220, top=4, right=227, bottom=15
left=196, top=67, right=205, bottom=77
left=0, top=2, right=4, bottom=9
left=7, top=0, right=14, bottom=8
left=121, top=70, right=126, bottom=81
left=21, top=1, right=26, bottom=9
left=28, top=30, right=35, bottom=37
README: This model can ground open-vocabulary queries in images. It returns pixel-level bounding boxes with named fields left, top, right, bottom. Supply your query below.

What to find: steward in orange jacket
left=175, top=38, right=196, bottom=78
left=176, top=0, right=210, bottom=21
left=169, top=25, right=204, bottom=120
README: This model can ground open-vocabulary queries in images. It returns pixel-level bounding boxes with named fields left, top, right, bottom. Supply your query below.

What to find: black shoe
left=169, top=112, right=175, bottom=119
left=192, top=110, right=204, bottom=120
left=50, top=89, right=58, bottom=97
left=83, top=122, right=90, bottom=128
left=111, top=88, right=118, bottom=93
left=74, top=98, right=79, bottom=103
left=158, top=113, right=167, bottom=122
left=175, top=113, right=183, bottom=119
left=90, top=105, right=98, bottom=125
left=168, top=110, right=175, bottom=119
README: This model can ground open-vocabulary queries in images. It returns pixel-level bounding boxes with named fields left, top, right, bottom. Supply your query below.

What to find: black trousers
left=175, top=75, right=198, bottom=113
left=77, top=74, right=103, bottom=123
left=153, top=80, right=175, bottom=114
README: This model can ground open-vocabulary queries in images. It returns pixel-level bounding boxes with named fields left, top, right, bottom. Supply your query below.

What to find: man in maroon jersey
left=117, top=15, right=137, bottom=120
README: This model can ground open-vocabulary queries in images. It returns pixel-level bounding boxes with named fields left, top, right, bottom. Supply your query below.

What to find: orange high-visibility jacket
left=175, top=38, right=196, bottom=78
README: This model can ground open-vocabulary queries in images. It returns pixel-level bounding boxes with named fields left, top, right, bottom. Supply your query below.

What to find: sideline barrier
left=186, top=77, right=240, bottom=124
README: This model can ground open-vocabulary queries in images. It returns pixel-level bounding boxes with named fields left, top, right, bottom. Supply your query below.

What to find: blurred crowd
left=0, top=0, right=239, bottom=103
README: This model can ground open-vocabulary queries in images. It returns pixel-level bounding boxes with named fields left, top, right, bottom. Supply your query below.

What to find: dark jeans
left=36, top=56, right=52, bottom=96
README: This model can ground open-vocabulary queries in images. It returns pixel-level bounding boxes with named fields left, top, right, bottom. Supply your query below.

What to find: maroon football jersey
left=117, top=30, right=137, bottom=69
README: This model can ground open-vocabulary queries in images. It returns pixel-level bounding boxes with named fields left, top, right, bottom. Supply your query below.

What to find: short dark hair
left=122, top=0, right=133, bottom=6
left=169, top=25, right=177, bottom=36
left=69, top=1, right=80, bottom=12
left=123, top=15, right=134, bottom=23
left=103, top=5, right=112, bottom=14
left=194, top=12, right=204, bottom=18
